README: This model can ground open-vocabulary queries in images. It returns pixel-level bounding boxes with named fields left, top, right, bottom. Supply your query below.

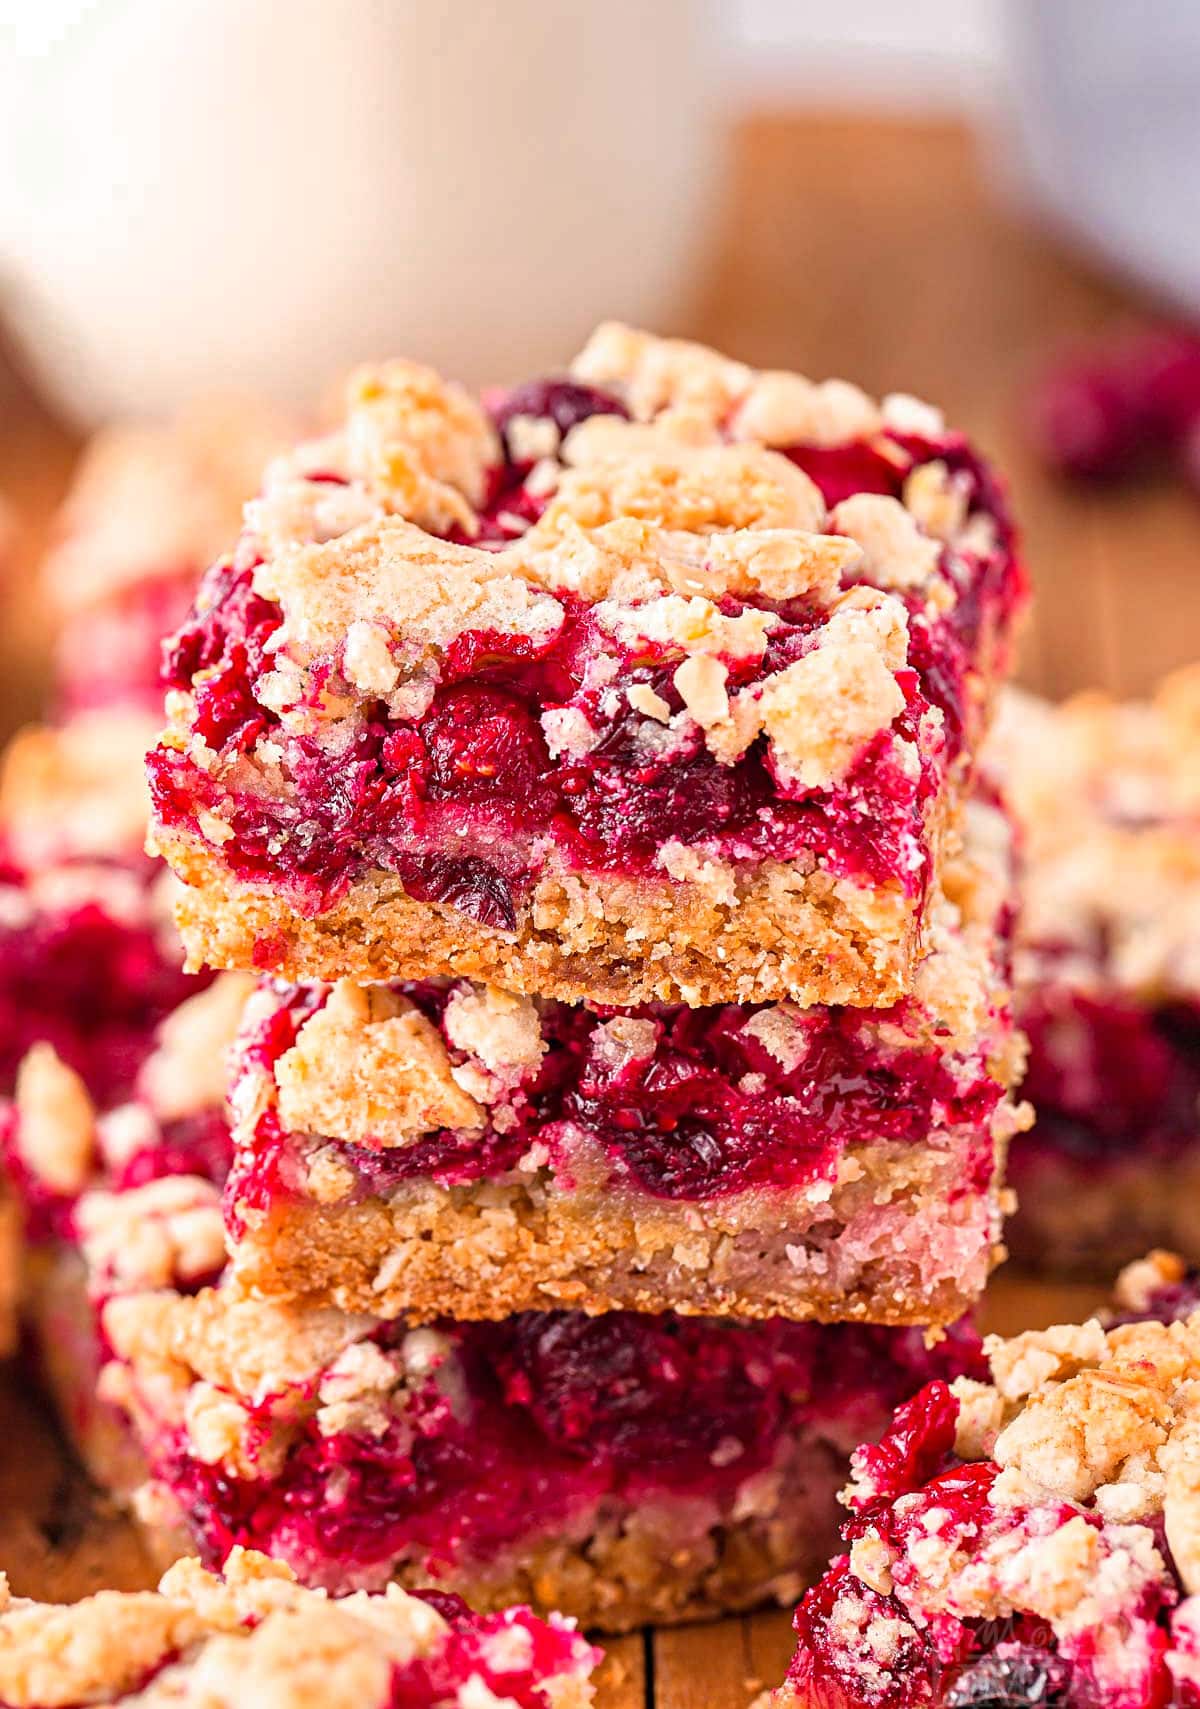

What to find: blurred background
left=3, top=0, right=1200, bottom=733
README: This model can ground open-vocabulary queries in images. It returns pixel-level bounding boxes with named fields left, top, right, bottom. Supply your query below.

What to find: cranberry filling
left=789, top=1375, right=1181, bottom=1709
left=149, top=1310, right=982, bottom=1581
left=154, top=579, right=938, bottom=916
left=0, top=861, right=206, bottom=1105
left=387, top=1606, right=593, bottom=1709
left=1017, top=987, right=1200, bottom=1165
left=152, top=399, right=1024, bottom=922
left=228, top=981, right=1004, bottom=1212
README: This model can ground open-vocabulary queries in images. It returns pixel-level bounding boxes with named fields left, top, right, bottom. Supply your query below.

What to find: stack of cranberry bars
left=13, top=326, right=1030, bottom=1631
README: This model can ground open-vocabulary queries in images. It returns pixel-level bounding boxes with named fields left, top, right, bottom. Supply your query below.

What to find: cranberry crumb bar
left=148, top=325, right=1026, bottom=1007
left=769, top=1249, right=1200, bottom=1709
left=991, top=674, right=1200, bottom=1273
left=0, top=712, right=207, bottom=1101
left=7, top=1032, right=984, bottom=1635
left=45, top=397, right=291, bottom=715
left=0, top=1547, right=598, bottom=1708
left=222, top=794, right=1027, bottom=1327
left=63, top=1268, right=985, bottom=1631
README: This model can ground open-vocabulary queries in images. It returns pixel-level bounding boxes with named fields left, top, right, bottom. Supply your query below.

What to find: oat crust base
left=158, top=831, right=929, bottom=1009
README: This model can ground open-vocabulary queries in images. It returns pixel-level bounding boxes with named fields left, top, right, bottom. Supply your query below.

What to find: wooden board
left=0, top=112, right=1194, bottom=1705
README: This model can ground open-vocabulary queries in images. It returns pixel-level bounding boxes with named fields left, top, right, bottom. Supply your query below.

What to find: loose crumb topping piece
left=0, top=1547, right=597, bottom=1708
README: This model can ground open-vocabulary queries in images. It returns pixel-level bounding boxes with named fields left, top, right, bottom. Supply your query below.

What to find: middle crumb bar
left=225, top=794, right=1028, bottom=1327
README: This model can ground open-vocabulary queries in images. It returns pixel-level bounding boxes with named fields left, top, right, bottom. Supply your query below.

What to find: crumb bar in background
left=149, top=325, right=1026, bottom=1008
left=0, top=1548, right=598, bottom=1709
left=44, top=397, right=292, bottom=715
left=0, top=712, right=207, bottom=1101
left=768, top=1249, right=1200, bottom=1709
left=224, top=795, right=1028, bottom=1328
left=992, top=673, right=1200, bottom=1273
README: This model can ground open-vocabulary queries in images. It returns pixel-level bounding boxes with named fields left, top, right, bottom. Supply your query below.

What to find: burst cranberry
left=845, top=1380, right=961, bottom=1510
left=490, top=379, right=628, bottom=464
left=422, top=686, right=555, bottom=817
left=1028, top=359, right=1147, bottom=481
left=784, top=441, right=904, bottom=507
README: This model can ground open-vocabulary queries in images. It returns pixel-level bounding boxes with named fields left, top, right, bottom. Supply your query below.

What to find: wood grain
left=0, top=111, right=1193, bottom=1707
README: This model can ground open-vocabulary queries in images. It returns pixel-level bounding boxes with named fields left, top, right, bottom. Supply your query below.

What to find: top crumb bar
left=149, top=325, right=1026, bottom=1007
left=0, top=1547, right=597, bottom=1709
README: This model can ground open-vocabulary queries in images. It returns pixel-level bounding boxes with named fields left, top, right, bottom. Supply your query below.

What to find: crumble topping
left=991, top=671, right=1200, bottom=1001
left=941, top=1287, right=1200, bottom=1596
left=14, top=1043, right=95, bottom=1194
left=76, top=1175, right=225, bottom=1293
left=137, top=973, right=256, bottom=1123
left=101, top=1285, right=376, bottom=1401
left=829, top=494, right=942, bottom=594
left=274, top=982, right=485, bottom=1147
left=570, top=323, right=893, bottom=450
left=752, top=597, right=909, bottom=790
left=0, top=711, right=159, bottom=867
left=521, top=513, right=858, bottom=606
left=543, top=435, right=828, bottom=534
left=344, top=359, right=500, bottom=515
left=442, top=984, right=546, bottom=1088
left=0, top=1548, right=596, bottom=1709
left=252, top=519, right=564, bottom=669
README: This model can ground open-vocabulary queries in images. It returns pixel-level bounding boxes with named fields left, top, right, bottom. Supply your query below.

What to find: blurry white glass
left=0, top=0, right=720, bottom=420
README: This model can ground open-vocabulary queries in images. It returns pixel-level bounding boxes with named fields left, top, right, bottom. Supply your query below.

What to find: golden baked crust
left=0, top=1546, right=597, bottom=1709
left=159, top=825, right=929, bottom=1008
left=228, top=1127, right=1016, bottom=1328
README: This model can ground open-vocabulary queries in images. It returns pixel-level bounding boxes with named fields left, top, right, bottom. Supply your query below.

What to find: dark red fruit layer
left=151, top=387, right=1024, bottom=924
left=1018, top=987, right=1200, bottom=1164
left=226, top=979, right=1003, bottom=1217
left=0, top=856, right=207, bottom=1107
left=149, top=1309, right=983, bottom=1582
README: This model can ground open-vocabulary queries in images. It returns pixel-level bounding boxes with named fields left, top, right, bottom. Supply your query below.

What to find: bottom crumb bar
left=992, top=677, right=1200, bottom=1274
left=0, top=1545, right=597, bottom=1709
left=766, top=1249, right=1200, bottom=1709
left=26, top=1218, right=981, bottom=1635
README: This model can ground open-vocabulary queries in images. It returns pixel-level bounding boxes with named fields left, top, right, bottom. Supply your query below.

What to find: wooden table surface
left=0, top=112, right=1194, bottom=1704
